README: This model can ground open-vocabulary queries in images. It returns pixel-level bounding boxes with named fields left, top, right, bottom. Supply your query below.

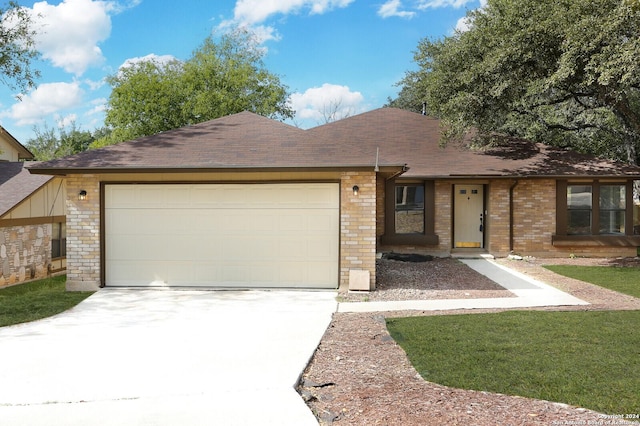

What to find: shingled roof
left=27, top=108, right=640, bottom=179
left=0, top=163, right=53, bottom=217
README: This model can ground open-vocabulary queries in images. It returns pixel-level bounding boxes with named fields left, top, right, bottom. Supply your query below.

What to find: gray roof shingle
left=26, top=108, right=640, bottom=178
left=0, top=163, right=52, bottom=217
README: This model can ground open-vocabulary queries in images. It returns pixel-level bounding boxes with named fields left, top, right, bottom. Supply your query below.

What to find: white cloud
left=455, top=0, right=487, bottom=32
left=5, top=82, right=84, bottom=126
left=86, top=98, right=107, bottom=116
left=232, top=0, right=354, bottom=25
left=27, top=0, right=115, bottom=76
left=119, top=54, right=180, bottom=70
left=417, top=0, right=475, bottom=9
left=378, top=0, right=416, bottom=19
left=84, top=78, right=107, bottom=91
left=56, top=113, right=78, bottom=128
left=289, top=83, right=365, bottom=125
left=218, top=0, right=354, bottom=43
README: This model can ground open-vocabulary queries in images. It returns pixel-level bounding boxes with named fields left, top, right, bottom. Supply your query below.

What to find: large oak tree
left=390, top=0, right=640, bottom=164
left=95, top=30, right=293, bottom=147
left=0, top=1, right=40, bottom=94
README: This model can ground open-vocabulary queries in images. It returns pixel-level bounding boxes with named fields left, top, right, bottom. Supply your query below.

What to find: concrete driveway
left=0, top=289, right=337, bottom=425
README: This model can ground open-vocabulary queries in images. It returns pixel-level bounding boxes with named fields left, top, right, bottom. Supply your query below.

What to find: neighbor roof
left=0, top=126, right=34, bottom=160
left=26, top=108, right=640, bottom=179
left=0, top=163, right=53, bottom=217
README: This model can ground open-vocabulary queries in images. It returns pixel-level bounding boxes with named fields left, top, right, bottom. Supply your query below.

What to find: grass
left=387, top=311, right=640, bottom=415
left=0, top=275, right=94, bottom=327
left=543, top=265, right=640, bottom=298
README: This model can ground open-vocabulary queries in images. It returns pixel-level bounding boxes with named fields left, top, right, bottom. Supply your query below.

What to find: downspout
left=509, top=179, right=519, bottom=252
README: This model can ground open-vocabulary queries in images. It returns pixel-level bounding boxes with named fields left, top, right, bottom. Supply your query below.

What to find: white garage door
left=104, top=183, right=339, bottom=288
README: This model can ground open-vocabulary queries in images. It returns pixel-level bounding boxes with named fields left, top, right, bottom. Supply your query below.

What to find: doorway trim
left=453, top=184, right=486, bottom=249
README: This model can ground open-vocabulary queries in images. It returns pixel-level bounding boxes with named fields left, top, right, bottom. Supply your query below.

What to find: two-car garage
left=104, top=183, right=340, bottom=289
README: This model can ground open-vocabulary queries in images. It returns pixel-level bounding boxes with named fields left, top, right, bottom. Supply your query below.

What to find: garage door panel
left=105, top=209, right=138, bottom=234
left=108, top=260, right=168, bottom=286
left=307, top=236, right=339, bottom=259
left=108, top=235, right=168, bottom=261
left=105, top=183, right=339, bottom=288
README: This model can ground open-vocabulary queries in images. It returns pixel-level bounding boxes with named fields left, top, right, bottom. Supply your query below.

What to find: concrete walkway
left=338, top=258, right=589, bottom=313
left=0, top=289, right=337, bottom=426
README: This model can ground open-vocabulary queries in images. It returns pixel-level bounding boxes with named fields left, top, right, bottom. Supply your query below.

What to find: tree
left=27, top=123, right=108, bottom=160
left=0, top=1, right=40, bottom=94
left=96, top=58, right=185, bottom=146
left=97, top=29, right=293, bottom=146
left=392, top=0, right=640, bottom=164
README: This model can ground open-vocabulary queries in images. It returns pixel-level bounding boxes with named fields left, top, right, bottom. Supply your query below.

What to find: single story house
left=0, top=128, right=66, bottom=287
left=27, top=108, right=640, bottom=291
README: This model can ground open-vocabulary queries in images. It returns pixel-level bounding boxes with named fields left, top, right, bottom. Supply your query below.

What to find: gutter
left=26, top=164, right=408, bottom=176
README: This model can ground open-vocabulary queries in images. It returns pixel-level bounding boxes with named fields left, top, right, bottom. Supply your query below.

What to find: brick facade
left=486, top=179, right=512, bottom=255
left=340, top=171, right=377, bottom=290
left=0, top=224, right=51, bottom=287
left=63, top=172, right=635, bottom=292
left=433, top=181, right=453, bottom=254
left=510, top=179, right=556, bottom=256
left=65, top=175, right=101, bottom=291
left=377, top=178, right=637, bottom=259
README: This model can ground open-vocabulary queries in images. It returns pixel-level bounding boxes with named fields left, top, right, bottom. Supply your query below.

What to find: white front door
left=454, top=184, right=484, bottom=248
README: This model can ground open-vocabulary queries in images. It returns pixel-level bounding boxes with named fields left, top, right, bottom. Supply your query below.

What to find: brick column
left=65, top=175, right=101, bottom=291
left=340, top=171, right=377, bottom=290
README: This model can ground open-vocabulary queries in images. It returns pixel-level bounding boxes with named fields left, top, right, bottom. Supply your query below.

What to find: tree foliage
left=0, top=1, right=40, bottom=93
left=96, top=30, right=293, bottom=146
left=391, top=0, right=640, bottom=164
left=27, top=123, right=109, bottom=161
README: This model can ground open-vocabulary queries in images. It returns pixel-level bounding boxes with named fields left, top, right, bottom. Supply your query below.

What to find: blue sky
left=1, top=0, right=484, bottom=144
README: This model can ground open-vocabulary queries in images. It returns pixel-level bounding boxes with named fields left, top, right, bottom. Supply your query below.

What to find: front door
left=454, top=184, right=484, bottom=248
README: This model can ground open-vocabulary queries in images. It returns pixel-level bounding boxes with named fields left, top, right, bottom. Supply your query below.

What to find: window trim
left=554, top=179, right=640, bottom=247
left=381, top=179, right=438, bottom=246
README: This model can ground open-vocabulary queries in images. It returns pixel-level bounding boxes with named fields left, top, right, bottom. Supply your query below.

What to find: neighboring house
left=27, top=108, right=640, bottom=292
left=0, top=128, right=67, bottom=287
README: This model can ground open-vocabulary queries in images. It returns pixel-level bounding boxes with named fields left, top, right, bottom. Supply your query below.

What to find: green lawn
left=387, top=311, right=640, bottom=415
left=543, top=265, right=640, bottom=298
left=0, top=275, right=94, bottom=327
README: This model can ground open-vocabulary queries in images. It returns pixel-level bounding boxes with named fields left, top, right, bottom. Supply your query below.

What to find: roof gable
left=0, top=163, right=52, bottom=217
left=26, top=108, right=640, bottom=179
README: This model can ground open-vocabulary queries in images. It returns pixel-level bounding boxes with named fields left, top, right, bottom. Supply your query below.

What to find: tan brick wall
left=434, top=181, right=452, bottom=253
left=65, top=175, right=101, bottom=291
left=0, top=224, right=51, bottom=287
left=511, top=179, right=556, bottom=256
left=376, top=176, right=385, bottom=240
left=340, top=171, right=377, bottom=290
left=486, top=180, right=512, bottom=255
left=373, top=176, right=637, bottom=260
left=487, top=179, right=637, bottom=258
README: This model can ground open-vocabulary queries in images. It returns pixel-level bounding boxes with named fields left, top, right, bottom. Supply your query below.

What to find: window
left=555, top=180, right=640, bottom=247
left=382, top=180, right=438, bottom=246
left=566, top=184, right=627, bottom=235
left=52, top=222, right=66, bottom=259
left=599, top=185, right=625, bottom=234
left=395, top=184, right=424, bottom=234
left=567, top=185, right=592, bottom=235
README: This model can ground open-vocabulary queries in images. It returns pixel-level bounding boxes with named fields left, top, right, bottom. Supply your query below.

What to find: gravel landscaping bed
left=338, top=258, right=514, bottom=302
left=300, top=256, right=640, bottom=425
